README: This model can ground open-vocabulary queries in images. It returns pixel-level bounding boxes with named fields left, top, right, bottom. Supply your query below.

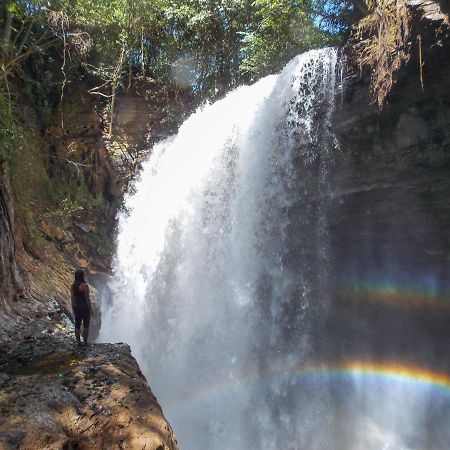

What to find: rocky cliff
left=0, top=78, right=182, bottom=449
left=0, top=173, right=24, bottom=306
left=0, top=324, right=178, bottom=449
left=0, top=205, right=179, bottom=450
left=313, top=5, right=450, bottom=371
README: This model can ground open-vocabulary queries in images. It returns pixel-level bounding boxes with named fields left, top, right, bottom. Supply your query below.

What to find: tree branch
left=3, top=37, right=60, bottom=75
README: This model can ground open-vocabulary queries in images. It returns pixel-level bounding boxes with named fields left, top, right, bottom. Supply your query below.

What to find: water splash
left=99, top=48, right=450, bottom=449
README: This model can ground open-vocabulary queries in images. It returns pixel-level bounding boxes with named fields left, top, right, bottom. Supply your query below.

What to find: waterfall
left=99, top=48, right=450, bottom=450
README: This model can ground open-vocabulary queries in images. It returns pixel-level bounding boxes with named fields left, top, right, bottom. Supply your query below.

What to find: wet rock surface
left=312, top=15, right=450, bottom=372
left=0, top=299, right=178, bottom=450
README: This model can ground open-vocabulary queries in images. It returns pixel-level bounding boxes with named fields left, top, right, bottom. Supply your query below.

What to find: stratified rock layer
left=312, top=14, right=450, bottom=372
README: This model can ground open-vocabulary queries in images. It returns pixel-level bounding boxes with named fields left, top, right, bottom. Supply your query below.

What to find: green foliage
left=45, top=198, right=83, bottom=221
left=240, top=0, right=333, bottom=78
left=54, top=0, right=336, bottom=97
left=0, top=97, right=48, bottom=203
left=1, top=0, right=341, bottom=105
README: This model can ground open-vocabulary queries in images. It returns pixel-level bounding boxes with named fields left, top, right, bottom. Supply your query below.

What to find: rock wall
left=332, top=5, right=450, bottom=285
left=0, top=172, right=23, bottom=307
left=43, top=87, right=120, bottom=204
left=109, top=80, right=192, bottom=185
left=0, top=198, right=179, bottom=450
left=0, top=79, right=185, bottom=450
left=312, top=9, right=450, bottom=371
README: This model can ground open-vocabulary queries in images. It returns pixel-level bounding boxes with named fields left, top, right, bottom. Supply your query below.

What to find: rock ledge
left=0, top=300, right=178, bottom=450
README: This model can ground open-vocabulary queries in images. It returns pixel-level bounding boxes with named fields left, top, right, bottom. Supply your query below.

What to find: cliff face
left=0, top=173, right=23, bottom=306
left=332, top=7, right=450, bottom=270
left=0, top=80, right=183, bottom=449
left=0, top=74, right=187, bottom=307
left=0, top=176, right=179, bottom=450
left=0, top=210, right=179, bottom=450
left=311, top=10, right=450, bottom=370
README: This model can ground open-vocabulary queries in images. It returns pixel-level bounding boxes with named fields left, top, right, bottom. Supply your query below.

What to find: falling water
left=99, top=48, right=450, bottom=450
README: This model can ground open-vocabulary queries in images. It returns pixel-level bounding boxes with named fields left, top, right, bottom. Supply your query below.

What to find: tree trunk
left=2, top=8, right=12, bottom=53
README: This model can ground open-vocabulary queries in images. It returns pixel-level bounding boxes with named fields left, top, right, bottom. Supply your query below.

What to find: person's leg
left=75, top=328, right=81, bottom=345
left=82, top=326, right=89, bottom=345
left=82, top=312, right=91, bottom=345
left=75, top=314, right=82, bottom=346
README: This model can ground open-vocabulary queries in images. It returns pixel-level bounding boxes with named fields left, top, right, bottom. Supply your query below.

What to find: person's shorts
left=74, top=306, right=90, bottom=329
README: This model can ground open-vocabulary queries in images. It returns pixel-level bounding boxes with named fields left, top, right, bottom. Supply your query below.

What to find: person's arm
left=82, top=283, right=94, bottom=316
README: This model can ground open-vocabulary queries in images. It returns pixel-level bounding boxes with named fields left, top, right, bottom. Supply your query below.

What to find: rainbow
left=334, top=279, right=450, bottom=308
left=166, top=360, right=450, bottom=411
left=337, top=360, right=450, bottom=392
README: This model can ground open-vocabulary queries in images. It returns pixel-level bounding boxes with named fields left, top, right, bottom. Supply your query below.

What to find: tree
left=1, top=0, right=337, bottom=109
left=240, top=0, right=332, bottom=78
left=1, top=1, right=60, bottom=105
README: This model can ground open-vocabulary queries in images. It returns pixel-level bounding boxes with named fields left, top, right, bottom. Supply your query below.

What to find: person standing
left=71, top=268, right=94, bottom=347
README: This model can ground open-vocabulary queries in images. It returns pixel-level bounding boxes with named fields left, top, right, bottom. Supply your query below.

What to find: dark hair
left=74, top=268, right=86, bottom=283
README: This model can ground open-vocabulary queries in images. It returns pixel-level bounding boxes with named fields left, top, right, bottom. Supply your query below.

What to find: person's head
left=74, top=268, right=86, bottom=283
